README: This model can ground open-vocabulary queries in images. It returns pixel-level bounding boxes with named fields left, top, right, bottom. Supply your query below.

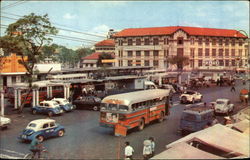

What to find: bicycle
left=24, top=147, right=49, bottom=159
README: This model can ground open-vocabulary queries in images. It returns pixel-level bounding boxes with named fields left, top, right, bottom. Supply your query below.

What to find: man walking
left=230, top=82, right=236, bottom=92
left=124, top=141, right=134, bottom=160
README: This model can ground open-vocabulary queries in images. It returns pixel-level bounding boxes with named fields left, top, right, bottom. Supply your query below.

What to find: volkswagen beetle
left=51, top=98, right=76, bottom=112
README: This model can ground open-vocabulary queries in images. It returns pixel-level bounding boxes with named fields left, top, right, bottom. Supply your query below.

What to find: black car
left=73, top=96, right=102, bottom=111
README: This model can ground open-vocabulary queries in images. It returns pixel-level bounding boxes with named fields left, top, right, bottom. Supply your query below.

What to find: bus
left=99, top=89, right=171, bottom=136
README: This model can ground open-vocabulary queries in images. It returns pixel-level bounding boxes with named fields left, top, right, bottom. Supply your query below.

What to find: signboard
left=101, top=59, right=116, bottom=63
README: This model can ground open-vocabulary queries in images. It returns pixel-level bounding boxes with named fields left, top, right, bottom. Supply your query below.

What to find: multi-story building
left=113, top=26, right=249, bottom=78
left=81, top=39, right=115, bottom=67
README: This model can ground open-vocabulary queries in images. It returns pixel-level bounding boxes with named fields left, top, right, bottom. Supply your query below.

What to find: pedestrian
left=203, top=102, right=207, bottom=107
left=29, top=135, right=42, bottom=159
left=143, top=140, right=152, bottom=160
left=124, top=141, right=134, bottom=160
left=230, top=82, right=236, bottom=92
left=149, top=137, right=155, bottom=158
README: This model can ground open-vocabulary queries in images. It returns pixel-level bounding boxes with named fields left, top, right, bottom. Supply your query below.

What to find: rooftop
left=95, top=39, right=115, bottom=47
left=113, top=26, right=248, bottom=38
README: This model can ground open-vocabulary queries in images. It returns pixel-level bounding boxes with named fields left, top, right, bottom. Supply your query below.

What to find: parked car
left=18, top=119, right=65, bottom=142
left=0, top=116, right=11, bottom=129
left=180, top=90, right=203, bottom=104
left=214, top=99, right=234, bottom=115
left=51, top=98, right=76, bottom=112
left=73, top=96, right=102, bottom=111
left=31, top=100, right=64, bottom=117
left=180, top=105, right=216, bottom=135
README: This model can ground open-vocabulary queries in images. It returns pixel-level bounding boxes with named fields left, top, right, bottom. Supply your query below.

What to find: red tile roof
left=113, top=26, right=247, bottom=38
left=82, top=52, right=115, bottom=60
left=95, top=39, right=115, bottom=47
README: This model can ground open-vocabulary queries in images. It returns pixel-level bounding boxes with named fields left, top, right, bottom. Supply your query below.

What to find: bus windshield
left=101, top=103, right=129, bottom=112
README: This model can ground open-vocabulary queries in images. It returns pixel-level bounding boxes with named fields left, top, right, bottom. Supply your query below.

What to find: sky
left=1, top=0, right=249, bottom=49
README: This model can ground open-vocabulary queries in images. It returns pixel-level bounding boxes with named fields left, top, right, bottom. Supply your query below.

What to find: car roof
left=183, top=106, right=213, bottom=114
left=40, top=100, right=58, bottom=104
left=216, top=98, right=229, bottom=102
left=52, top=98, right=66, bottom=101
left=29, top=119, right=55, bottom=125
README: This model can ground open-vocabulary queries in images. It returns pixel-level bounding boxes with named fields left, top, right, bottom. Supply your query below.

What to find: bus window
left=109, top=104, right=117, bottom=111
left=119, top=105, right=128, bottom=111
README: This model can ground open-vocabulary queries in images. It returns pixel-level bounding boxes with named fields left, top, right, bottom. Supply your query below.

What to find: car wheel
left=32, top=109, right=37, bottom=115
left=58, top=130, right=65, bottom=137
left=37, top=135, right=44, bottom=142
left=138, top=118, right=145, bottom=131
left=158, top=112, right=164, bottom=123
left=48, top=111, right=53, bottom=117
left=93, top=106, right=98, bottom=111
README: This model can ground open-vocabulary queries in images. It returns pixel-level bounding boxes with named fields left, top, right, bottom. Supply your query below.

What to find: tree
left=3, top=13, right=58, bottom=113
left=76, top=47, right=94, bottom=59
left=40, top=44, right=59, bottom=62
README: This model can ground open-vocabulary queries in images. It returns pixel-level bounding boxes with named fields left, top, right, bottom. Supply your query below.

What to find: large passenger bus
left=99, top=89, right=171, bottom=136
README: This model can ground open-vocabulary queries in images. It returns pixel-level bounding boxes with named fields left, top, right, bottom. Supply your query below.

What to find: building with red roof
left=113, top=26, right=249, bottom=80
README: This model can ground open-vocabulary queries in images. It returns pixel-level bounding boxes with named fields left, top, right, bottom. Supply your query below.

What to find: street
left=0, top=79, right=249, bottom=159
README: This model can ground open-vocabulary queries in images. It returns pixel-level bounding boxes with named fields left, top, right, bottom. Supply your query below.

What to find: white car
left=51, top=98, right=76, bottom=112
left=180, top=90, right=203, bottom=104
left=0, top=116, right=11, bottom=129
left=214, top=99, right=234, bottom=115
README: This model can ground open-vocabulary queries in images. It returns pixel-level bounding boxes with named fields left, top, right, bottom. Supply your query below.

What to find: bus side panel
left=121, top=110, right=147, bottom=129
left=149, top=104, right=165, bottom=122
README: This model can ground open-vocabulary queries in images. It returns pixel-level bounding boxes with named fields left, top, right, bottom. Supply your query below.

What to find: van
left=180, top=106, right=215, bottom=135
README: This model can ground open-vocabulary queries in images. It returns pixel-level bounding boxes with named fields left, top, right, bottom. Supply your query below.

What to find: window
left=190, top=48, right=195, bottom=57
left=198, top=60, right=203, bottom=67
left=231, top=60, right=235, bottom=66
left=239, top=60, right=243, bottom=67
left=153, top=38, right=159, bottom=45
left=225, top=49, right=229, bottom=56
left=136, top=38, right=141, bottom=45
left=225, top=60, right=229, bottom=66
left=144, top=38, right=150, bottom=45
left=205, top=38, right=210, bottom=45
left=128, top=39, right=133, bottom=45
left=136, top=51, right=141, bottom=57
left=190, top=38, right=195, bottom=45
left=50, top=122, right=55, bottom=127
left=225, top=39, right=229, bottom=46
left=219, top=60, right=224, bottom=66
left=144, top=51, right=150, bottom=57
left=198, top=38, right=202, bottom=45
left=164, top=38, right=169, bottom=45
left=127, top=51, right=133, bottom=57
left=128, top=60, right=132, bottom=66
left=153, top=50, right=159, bottom=57
left=239, top=40, right=243, bottom=46
left=239, top=49, right=242, bottom=57
left=205, top=48, right=210, bottom=57
left=231, top=49, right=235, bottom=56
left=212, top=49, right=216, bottom=57
left=153, top=60, right=158, bottom=67
left=231, top=39, right=235, bottom=46
left=12, top=76, right=16, bottom=83
left=43, top=123, right=49, bottom=129
left=144, top=60, right=149, bottom=66
left=198, top=48, right=203, bottom=57
left=177, top=37, right=184, bottom=45
left=219, top=39, right=223, bottom=46
left=136, top=60, right=141, bottom=66
left=219, top=49, right=223, bottom=57
left=212, top=39, right=217, bottom=45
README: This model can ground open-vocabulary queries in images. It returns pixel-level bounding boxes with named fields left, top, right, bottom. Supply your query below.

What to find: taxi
left=51, top=98, right=76, bottom=112
left=31, top=100, right=64, bottom=117
left=18, top=119, right=65, bottom=142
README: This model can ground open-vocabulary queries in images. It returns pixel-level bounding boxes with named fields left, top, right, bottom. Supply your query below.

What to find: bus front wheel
left=138, top=118, right=145, bottom=131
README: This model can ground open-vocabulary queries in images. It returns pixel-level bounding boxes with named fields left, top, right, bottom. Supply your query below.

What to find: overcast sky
left=1, top=0, right=249, bottom=49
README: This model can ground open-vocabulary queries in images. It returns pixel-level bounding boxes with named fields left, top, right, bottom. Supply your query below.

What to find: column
left=64, top=86, right=67, bottom=99
left=67, top=86, right=70, bottom=99
left=14, top=89, right=18, bottom=109
left=32, top=89, right=36, bottom=107
left=158, top=76, right=162, bottom=86
left=49, top=86, right=52, bottom=98
left=36, top=89, right=39, bottom=106
left=47, top=86, right=50, bottom=99
left=17, top=89, right=21, bottom=108
left=1, top=91, right=4, bottom=116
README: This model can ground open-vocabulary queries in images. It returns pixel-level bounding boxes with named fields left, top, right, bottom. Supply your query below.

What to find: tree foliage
left=2, top=13, right=58, bottom=112
left=167, top=56, right=189, bottom=70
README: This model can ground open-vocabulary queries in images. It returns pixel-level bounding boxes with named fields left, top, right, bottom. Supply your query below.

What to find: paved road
left=0, top=79, right=248, bottom=159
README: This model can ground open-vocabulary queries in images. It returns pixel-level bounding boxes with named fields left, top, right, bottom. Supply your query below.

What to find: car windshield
left=63, top=100, right=68, bottom=104
left=185, top=91, right=195, bottom=95
left=28, top=123, right=36, bottom=128
left=94, top=97, right=101, bottom=102
left=53, top=102, right=60, bottom=107
left=216, top=101, right=225, bottom=104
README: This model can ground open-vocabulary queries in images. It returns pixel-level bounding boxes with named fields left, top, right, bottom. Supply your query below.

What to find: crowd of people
left=124, top=137, right=155, bottom=160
